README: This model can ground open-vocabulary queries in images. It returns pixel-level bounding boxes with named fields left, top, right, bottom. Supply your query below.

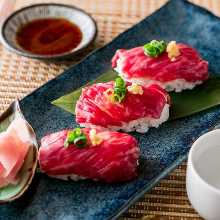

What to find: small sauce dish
left=186, top=129, right=220, bottom=220
left=0, top=3, right=97, bottom=59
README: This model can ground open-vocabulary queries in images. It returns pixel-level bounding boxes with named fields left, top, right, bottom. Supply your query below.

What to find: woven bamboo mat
left=0, top=0, right=219, bottom=219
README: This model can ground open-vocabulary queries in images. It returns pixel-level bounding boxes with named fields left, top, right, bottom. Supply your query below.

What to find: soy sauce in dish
left=16, top=18, right=82, bottom=55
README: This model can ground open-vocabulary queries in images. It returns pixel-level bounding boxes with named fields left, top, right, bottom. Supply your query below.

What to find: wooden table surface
left=1, top=0, right=220, bottom=219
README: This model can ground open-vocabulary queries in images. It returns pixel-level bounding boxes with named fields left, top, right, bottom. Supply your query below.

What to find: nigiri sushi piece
left=39, top=128, right=139, bottom=183
left=112, top=40, right=209, bottom=92
left=0, top=117, right=31, bottom=188
left=76, top=78, right=170, bottom=133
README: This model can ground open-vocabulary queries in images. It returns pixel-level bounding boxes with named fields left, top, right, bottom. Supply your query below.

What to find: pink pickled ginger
left=0, top=117, right=31, bottom=188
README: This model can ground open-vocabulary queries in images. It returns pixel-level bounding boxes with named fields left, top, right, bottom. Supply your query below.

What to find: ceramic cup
left=186, top=129, right=220, bottom=220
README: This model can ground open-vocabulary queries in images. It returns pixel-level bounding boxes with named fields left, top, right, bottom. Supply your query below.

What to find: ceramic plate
left=1, top=0, right=220, bottom=219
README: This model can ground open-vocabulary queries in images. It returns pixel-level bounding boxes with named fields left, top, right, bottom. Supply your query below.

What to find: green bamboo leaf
left=52, top=70, right=220, bottom=120
left=52, top=70, right=117, bottom=114
left=170, top=77, right=220, bottom=120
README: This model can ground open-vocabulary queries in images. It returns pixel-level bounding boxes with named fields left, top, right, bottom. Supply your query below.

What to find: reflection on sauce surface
left=16, top=18, right=82, bottom=55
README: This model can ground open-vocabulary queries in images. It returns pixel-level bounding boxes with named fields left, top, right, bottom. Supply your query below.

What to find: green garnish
left=143, top=40, right=167, bottom=57
left=64, top=128, right=87, bottom=148
left=115, top=77, right=126, bottom=88
left=113, top=77, right=127, bottom=103
left=73, top=136, right=87, bottom=147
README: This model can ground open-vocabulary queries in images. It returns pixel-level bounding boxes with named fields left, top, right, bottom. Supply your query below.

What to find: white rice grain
left=49, top=174, right=87, bottom=181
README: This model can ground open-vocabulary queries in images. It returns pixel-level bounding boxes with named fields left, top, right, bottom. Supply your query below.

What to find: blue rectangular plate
left=2, top=0, right=220, bottom=219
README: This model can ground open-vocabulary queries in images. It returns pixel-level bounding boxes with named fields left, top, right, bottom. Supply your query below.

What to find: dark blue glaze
left=1, top=0, right=220, bottom=219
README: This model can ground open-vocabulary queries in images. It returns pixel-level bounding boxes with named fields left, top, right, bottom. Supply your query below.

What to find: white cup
left=186, top=129, right=220, bottom=220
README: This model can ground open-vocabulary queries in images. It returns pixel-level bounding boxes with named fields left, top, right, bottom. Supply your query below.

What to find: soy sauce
left=16, top=18, right=82, bottom=55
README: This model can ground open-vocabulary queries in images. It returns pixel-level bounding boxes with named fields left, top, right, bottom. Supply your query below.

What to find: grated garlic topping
left=127, top=83, right=143, bottom=95
left=89, top=129, right=103, bottom=146
left=166, top=41, right=180, bottom=61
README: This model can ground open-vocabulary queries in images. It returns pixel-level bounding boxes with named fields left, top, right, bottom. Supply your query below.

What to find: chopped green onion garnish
left=73, top=136, right=87, bottom=148
left=115, top=77, right=126, bottom=88
left=74, top=128, right=82, bottom=136
left=66, top=130, right=76, bottom=143
left=64, top=128, right=87, bottom=148
left=113, top=77, right=127, bottom=103
left=143, top=40, right=167, bottom=57
left=114, top=92, right=124, bottom=102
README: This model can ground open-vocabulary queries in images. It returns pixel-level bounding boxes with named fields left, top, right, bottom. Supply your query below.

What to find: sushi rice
left=79, top=103, right=169, bottom=133
left=49, top=174, right=87, bottom=181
